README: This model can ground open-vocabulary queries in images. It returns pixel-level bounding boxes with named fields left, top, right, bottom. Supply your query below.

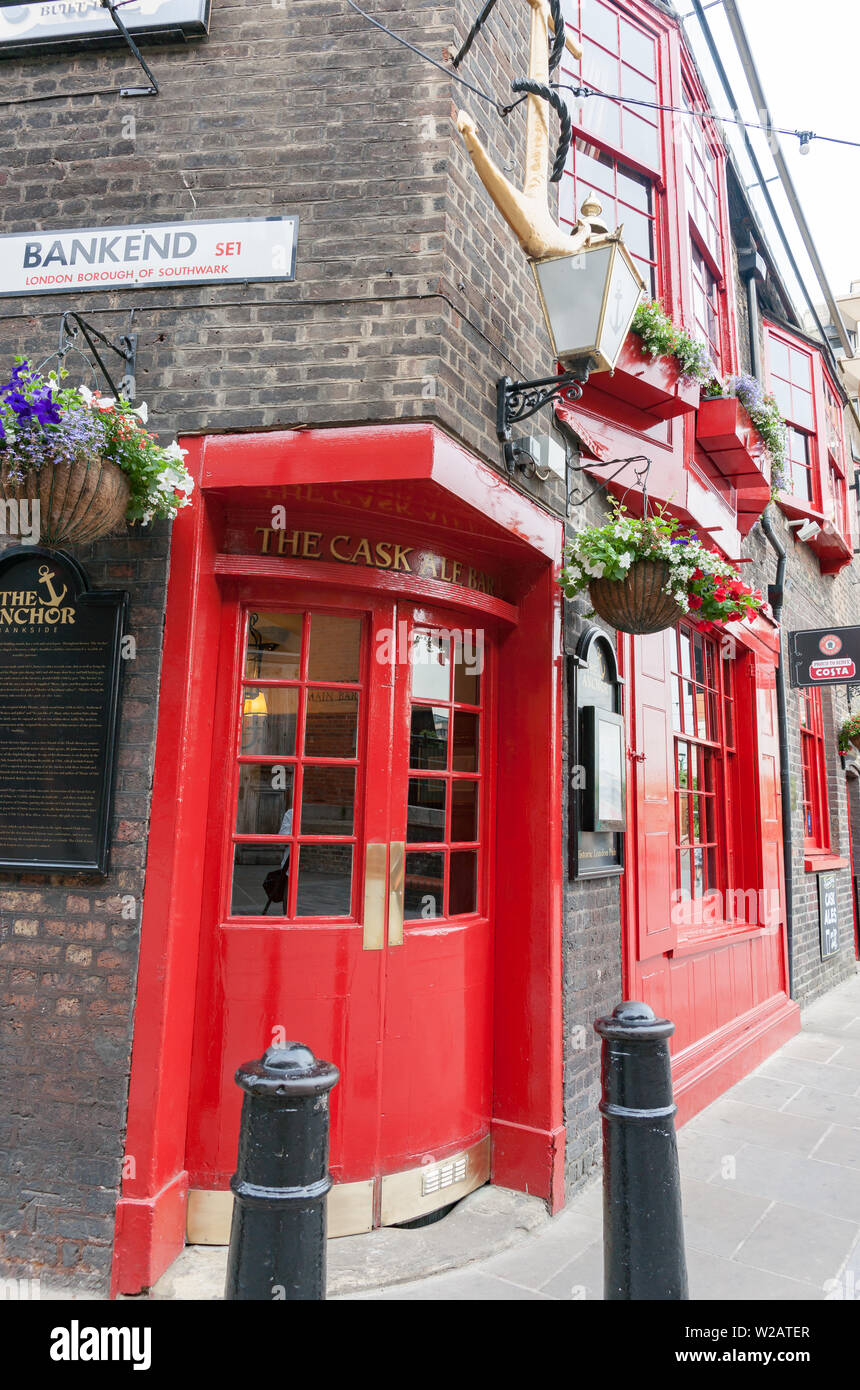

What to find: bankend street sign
left=0, top=216, right=298, bottom=297
left=789, top=625, right=860, bottom=688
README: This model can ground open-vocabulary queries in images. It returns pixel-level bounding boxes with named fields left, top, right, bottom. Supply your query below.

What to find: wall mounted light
left=497, top=196, right=645, bottom=474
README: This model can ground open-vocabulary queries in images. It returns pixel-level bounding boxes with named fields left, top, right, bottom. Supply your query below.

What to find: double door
left=185, top=584, right=495, bottom=1232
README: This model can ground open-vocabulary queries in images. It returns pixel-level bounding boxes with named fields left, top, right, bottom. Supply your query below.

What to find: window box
left=777, top=496, right=854, bottom=575
left=695, top=395, right=771, bottom=535
left=571, top=334, right=700, bottom=432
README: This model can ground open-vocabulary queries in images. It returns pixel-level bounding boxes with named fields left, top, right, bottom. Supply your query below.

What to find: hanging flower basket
left=560, top=500, right=764, bottom=636
left=0, top=450, right=130, bottom=547
left=588, top=558, right=686, bottom=635
left=838, top=714, right=860, bottom=756
left=0, top=360, right=194, bottom=548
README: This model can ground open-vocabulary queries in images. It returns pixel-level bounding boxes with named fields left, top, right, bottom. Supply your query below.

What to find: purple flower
left=32, top=391, right=62, bottom=426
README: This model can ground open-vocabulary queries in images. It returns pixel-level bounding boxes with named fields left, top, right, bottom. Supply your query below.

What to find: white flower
left=132, top=402, right=149, bottom=424
left=617, top=551, right=633, bottom=569
left=163, top=441, right=188, bottom=462
left=583, top=559, right=605, bottom=579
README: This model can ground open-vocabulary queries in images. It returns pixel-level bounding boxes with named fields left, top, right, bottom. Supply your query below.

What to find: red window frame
left=678, top=77, right=732, bottom=373
left=764, top=321, right=851, bottom=544
left=670, top=623, right=740, bottom=936
left=560, top=0, right=665, bottom=297
left=799, top=687, right=830, bottom=853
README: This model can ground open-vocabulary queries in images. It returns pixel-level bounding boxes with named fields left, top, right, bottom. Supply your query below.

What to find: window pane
left=407, top=777, right=447, bottom=842
left=790, top=347, right=812, bottom=388
left=412, top=631, right=450, bottom=700
left=617, top=164, right=651, bottom=212
left=241, top=686, right=299, bottom=756
left=307, top=614, right=361, bottom=683
left=678, top=849, right=692, bottom=900
left=236, top=765, right=294, bottom=837
left=793, top=388, right=814, bottom=431
left=453, top=640, right=481, bottom=705
left=410, top=705, right=449, bottom=769
left=582, top=0, right=618, bottom=54
left=245, top=611, right=302, bottom=681
left=451, top=780, right=479, bottom=842
left=769, top=336, right=790, bottom=378
left=300, top=766, right=355, bottom=835
left=450, top=851, right=478, bottom=916
left=304, top=689, right=359, bottom=757
left=296, top=844, right=353, bottom=916
left=621, top=208, right=653, bottom=262
left=620, top=16, right=655, bottom=73
left=678, top=794, right=690, bottom=845
left=231, top=843, right=290, bottom=917
left=452, top=711, right=480, bottom=772
left=404, top=852, right=444, bottom=920
left=621, top=109, right=659, bottom=168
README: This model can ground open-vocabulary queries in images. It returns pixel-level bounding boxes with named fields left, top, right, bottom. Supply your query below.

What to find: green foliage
left=631, top=300, right=715, bottom=386
left=838, top=712, right=860, bottom=754
left=703, top=372, right=789, bottom=495
left=561, top=499, right=764, bottom=630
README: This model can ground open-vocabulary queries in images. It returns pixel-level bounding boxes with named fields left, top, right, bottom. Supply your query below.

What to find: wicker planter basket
left=851, top=733, right=860, bottom=754
left=589, top=558, right=685, bottom=635
left=0, top=451, right=130, bottom=547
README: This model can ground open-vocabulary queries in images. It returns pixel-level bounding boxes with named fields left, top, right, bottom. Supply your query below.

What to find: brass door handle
left=362, top=843, right=387, bottom=951
left=388, top=842, right=405, bottom=946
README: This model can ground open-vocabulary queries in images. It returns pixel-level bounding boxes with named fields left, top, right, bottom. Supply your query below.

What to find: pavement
left=134, top=968, right=860, bottom=1301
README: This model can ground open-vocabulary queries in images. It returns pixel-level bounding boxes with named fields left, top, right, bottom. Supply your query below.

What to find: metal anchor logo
left=37, top=565, right=68, bottom=608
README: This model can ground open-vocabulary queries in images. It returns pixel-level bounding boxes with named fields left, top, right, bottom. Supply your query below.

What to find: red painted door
left=185, top=585, right=494, bottom=1213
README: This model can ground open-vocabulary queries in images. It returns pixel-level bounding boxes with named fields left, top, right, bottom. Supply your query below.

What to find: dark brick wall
left=0, top=526, right=169, bottom=1292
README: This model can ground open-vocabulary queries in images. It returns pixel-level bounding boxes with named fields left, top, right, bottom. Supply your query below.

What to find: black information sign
left=789, top=624, right=860, bottom=688
left=818, top=872, right=839, bottom=960
left=569, top=625, right=625, bottom=879
left=0, top=548, right=127, bottom=874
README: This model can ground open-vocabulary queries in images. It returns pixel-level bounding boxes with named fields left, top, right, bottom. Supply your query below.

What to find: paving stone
left=537, top=1238, right=604, bottom=1300
left=680, top=1178, right=772, bottom=1259
left=717, top=1142, right=860, bottom=1224
left=759, top=1055, right=860, bottom=1096
left=810, top=1123, right=860, bottom=1171
left=727, top=1074, right=802, bottom=1111
left=779, top=1033, right=847, bottom=1064
left=685, top=1247, right=824, bottom=1302
left=692, top=1098, right=830, bottom=1157
left=782, top=1086, right=860, bottom=1128
left=732, top=1201, right=859, bottom=1288
left=480, top=1208, right=603, bottom=1289
left=678, top=1129, right=746, bottom=1184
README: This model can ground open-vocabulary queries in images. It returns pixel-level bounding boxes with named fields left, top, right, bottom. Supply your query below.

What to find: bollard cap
left=235, top=1042, right=340, bottom=1098
left=594, top=999, right=675, bottom=1043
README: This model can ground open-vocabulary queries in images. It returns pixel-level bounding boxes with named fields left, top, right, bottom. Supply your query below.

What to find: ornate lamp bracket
left=497, top=360, right=596, bottom=474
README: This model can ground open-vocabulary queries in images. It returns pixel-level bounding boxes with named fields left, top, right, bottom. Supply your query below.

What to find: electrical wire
left=343, top=0, right=509, bottom=114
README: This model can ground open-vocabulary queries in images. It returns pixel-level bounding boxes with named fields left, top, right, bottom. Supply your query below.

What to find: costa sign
left=0, top=217, right=298, bottom=296
left=789, top=625, right=860, bottom=687
left=0, top=1, right=210, bottom=55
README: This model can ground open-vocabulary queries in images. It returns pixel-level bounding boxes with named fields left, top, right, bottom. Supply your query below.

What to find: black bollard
left=224, top=1041, right=339, bottom=1301
left=594, top=1001, right=688, bottom=1300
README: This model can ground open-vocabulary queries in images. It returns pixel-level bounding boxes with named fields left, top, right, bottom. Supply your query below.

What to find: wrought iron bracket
left=53, top=311, right=138, bottom=402
left=0, top=0, right=159, bottom=97
left=496, top=363, right=594, bottom=475
left=566, top=452, right=653, bottom=508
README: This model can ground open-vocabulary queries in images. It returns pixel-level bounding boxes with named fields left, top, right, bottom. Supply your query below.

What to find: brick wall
left=0, top=525, right=169, bottom=1292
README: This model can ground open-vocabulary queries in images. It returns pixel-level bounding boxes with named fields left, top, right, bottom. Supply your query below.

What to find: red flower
left=688, top=594, right=703, bottom=610
left=691, top=568, right=704, bottom=580
left=699, top=620, right=715, bottom=632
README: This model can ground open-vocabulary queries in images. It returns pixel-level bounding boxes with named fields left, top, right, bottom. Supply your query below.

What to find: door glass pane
left=407, top=778, right=447, bottom=842
left=231, top=842, right=291, bottom=917
left=296, top=844, right=353, bottom=917
left=236, top=765, right=294, bottom=836
left=451, top=780, right=479, bottom=842
left=453, top=639, right=481, bottom=705
left=245, top=611, right=302, bottom=681
left=411, top=631, right=450, bottom=700
left=452, top=711, right=479, bottom=772
left=404, top=851, right=444, bottom=920
left=449, top=851, right=477, bottom=916
left=304, top=689, right=359, bottom=757
left=307, top=614, right=362, bottom=683
left=241, top=686, right=299, bottom=755
left=300, top=766, right=355, bottom=835
left=410, top=706, right=449, bottom=769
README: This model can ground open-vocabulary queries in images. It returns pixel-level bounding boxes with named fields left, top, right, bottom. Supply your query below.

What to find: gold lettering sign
left=254, top=528, right=496, bottom=596
left=0, top=564, right=76, bottom=630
